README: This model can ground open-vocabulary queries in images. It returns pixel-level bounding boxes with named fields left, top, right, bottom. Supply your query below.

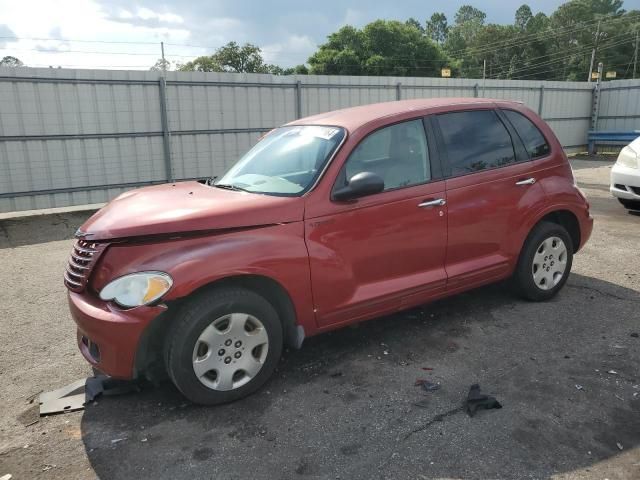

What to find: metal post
left=396, top=82, right=402, bottom=101
left=538, top=84, right=544, bottom=115
left=482, top=59, right=486, bottom=96
left=161, top=42, right=167, bottom=76
left=158, top=77, right=173, bottom=182
left=588, top=48, right=596, bottom=82
left=589, top=62, right=603, bottom=154
left=295, top=80, right=302, bottom=119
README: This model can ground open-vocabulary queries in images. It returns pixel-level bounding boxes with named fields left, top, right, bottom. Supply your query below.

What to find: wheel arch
left=534, top=209, right=581, bottom=252
left=133, top=273, right=301, bottom=380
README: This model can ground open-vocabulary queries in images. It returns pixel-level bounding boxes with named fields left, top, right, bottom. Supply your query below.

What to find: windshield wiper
left=214, top=183, right=250, bottom=192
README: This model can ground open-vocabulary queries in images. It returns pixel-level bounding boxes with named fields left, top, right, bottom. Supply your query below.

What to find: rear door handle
left=515, top=177, right=536, bottom=186
left=418, top=198, right=446, bottom=208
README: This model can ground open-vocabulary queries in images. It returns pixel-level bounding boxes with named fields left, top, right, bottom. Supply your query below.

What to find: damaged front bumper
left=68, top=291, right=166, bottom=379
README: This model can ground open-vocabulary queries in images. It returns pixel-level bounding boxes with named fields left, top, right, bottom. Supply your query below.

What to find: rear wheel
left=618, top=198, right=640, bottom=210
left=513, top=222, right=573, bottom=301
left=165, top=287, right=283, bottom=405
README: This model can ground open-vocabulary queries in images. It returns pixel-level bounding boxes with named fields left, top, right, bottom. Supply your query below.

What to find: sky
left=1, top=0, right=640, bottom=70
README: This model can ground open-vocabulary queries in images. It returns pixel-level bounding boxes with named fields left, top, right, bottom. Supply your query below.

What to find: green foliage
left=179, top=42, right=279, bottom=74
left=0, top=56, right=23, bottom=67
left=426, top=13, right=449, bottom=43
left=150, top=58, right=172, bottom=72
left=174, top=0, right=640, bottom=81
left=308, top=20, right=449, bottom=76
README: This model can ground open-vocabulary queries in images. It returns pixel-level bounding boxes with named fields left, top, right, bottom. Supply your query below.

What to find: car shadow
left=81, top=273, right=640, bottom=479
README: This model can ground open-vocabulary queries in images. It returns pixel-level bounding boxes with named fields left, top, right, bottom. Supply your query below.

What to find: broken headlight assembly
left=99, top=272, right=173, bottom=308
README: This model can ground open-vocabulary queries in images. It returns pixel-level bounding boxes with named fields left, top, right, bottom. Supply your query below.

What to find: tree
left=444, top=5, right=488, bottom=76
left=0, top=56, right=23, bottom=67
left=515, top=5, right=533, bottom=30
left=454, top=5, right=487, bottom=25
left=405, top=17, right=425, bottom=34
left=179, top=42, right=272, bottom=73
left=308, top=20, right=449, bottom=76
left=150, top=58, right=172, bottom=72
left=426, top=13, right=449, bottom=43
left=283, top=64, right=309, bottom=75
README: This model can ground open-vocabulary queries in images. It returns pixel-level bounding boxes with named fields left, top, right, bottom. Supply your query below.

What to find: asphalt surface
left=0, top=158, right=639, bottom=480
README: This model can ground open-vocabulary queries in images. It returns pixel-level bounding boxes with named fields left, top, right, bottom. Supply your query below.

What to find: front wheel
left=513, top=222, right=573, bottom=301
left=165, top=287, right=283, bottom=405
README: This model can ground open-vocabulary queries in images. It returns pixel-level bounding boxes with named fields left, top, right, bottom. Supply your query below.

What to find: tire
left=513, top=221, right=574, bottom=301
left=165, top=287, right=283, bottom=405
left=618, top=198, right=640, bottom=210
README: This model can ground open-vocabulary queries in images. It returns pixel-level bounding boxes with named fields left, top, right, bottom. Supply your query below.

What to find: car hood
left=78, top=181, right=304, bottom=241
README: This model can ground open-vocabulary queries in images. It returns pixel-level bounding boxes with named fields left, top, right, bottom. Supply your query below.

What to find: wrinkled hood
left=79, top=181, right=304, bottom=241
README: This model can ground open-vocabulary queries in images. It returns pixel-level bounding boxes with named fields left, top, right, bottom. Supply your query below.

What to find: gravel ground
left=0, top=158, right=638, bottom=480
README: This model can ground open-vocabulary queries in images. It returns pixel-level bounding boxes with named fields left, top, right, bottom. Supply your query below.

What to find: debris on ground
left=0, top=474, right=13, bottom=480
left=414, top=379, right=441, bottom=392
left=39, top=375, right=141, bottom=416
left=617, top=442, right=624, bottom=451
left=421, top=367, right=434, bottom=371
left=575, top=384, right=584, bottom=391
left=607, top=370, right=618, bottom=375
left=111, top=438, right=126, bottom=444
left=465, top=384, right=502, bottom=417
left=631, top=332, right=639, bottom=338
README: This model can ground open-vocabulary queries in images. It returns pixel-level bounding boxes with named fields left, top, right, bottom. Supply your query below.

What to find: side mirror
left=333, top=171, right=385, bottom=201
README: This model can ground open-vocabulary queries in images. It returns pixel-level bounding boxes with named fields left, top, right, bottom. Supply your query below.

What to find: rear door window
left=502, top=110, right=550, bottom=158
left=435, top=110, right=516, bottom=176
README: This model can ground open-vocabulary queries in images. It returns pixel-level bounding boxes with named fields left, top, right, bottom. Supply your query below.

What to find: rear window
left=436, top=110, right=516, bottom=176
left=502, top=110, right=550, bottom=158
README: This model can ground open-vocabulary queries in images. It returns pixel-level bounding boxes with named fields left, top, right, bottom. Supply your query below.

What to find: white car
left=611, top=137, right=640, bottom=210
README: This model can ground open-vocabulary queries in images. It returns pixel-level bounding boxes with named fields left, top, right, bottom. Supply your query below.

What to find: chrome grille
left=64, top=240, right=106, bottom=292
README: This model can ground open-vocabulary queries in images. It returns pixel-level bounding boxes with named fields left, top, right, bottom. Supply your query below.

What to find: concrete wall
left=0, top=67, right=627, bottom=213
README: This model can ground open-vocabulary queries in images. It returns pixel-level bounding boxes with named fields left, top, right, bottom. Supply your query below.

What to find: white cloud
left=341, top=8, right=366, bottom=27
left=0, top=0, right=192, bottom=69
left=261, top=34, right=317, bottom=66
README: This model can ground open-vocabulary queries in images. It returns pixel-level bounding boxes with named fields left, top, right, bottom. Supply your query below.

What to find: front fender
left=90, top=222, right=317, bottom=335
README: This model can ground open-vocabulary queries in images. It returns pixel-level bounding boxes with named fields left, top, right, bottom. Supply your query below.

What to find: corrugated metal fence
left=0, top=67, right=637, bottom=213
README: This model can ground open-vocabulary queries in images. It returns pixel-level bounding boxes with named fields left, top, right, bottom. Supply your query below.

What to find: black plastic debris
left=415, top=379, right=441, bottom=392
left=465, top=384, right=502, bottom=417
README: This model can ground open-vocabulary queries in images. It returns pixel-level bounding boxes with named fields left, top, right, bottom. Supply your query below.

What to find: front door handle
left=418, top=198, right=446, bottom=208
left=516, top=177, right=536, bottom=186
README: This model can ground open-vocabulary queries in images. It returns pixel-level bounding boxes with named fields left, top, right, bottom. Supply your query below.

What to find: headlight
left=99, top=272, right=173, bottom=308
left=617, top=146, right=639, bottom=169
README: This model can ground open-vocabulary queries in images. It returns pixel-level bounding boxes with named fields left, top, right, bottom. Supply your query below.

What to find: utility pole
left=161, top=41, right=167, bottom=76
left=588, top=49, right=596, bottom=82
left=588, top=19, right=601, bottom=82
left=634, top=29, right=638, bottom=79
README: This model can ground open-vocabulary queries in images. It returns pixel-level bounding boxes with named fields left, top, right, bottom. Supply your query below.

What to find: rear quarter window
left=502, top=110, right=550, bottom=158
left=436, top=110, right=516, bottom=176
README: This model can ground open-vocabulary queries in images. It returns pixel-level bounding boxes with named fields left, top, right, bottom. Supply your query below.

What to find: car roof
left=287, top=97, right=511, bottom=132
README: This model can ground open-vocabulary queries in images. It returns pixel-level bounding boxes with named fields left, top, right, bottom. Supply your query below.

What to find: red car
left=66, top=98, right=593, bottom=405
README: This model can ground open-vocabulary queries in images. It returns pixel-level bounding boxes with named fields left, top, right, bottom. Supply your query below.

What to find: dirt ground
left=0, top=158, right=638, bottom=480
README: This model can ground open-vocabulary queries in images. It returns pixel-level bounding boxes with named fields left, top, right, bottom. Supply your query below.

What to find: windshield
left=216, top=125, right=345, bottom=196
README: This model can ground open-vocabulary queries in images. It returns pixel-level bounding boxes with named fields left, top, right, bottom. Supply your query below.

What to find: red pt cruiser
left=66, top=98, right=593, bottom=404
